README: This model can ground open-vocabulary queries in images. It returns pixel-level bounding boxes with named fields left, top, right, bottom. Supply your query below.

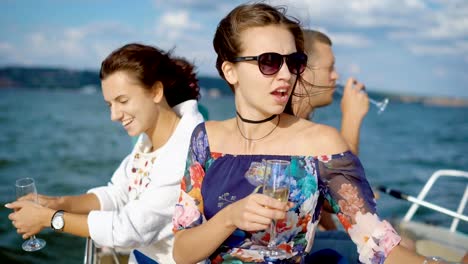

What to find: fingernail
left=5, top=203, right=11, bottom=208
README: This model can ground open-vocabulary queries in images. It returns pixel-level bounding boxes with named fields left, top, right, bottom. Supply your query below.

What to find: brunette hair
left=213, top=3, right=304, bottom=91
left=100, top=43, right=200, bottom=107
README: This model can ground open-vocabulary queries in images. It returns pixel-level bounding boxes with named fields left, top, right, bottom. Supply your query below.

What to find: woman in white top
left=6, top=43, right=204, bottom=263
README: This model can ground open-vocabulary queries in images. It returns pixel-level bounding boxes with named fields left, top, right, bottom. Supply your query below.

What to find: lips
left=122, top=118, right=134, bottom=128
left=271, top=87, right=290, bottom=104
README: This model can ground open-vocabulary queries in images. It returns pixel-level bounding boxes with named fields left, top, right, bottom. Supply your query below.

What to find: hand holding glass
left=261, top=160, right=291, bottom=257
left=336, top=85, right=389, bottom=114
left=15, top=178, right=46, bottom=252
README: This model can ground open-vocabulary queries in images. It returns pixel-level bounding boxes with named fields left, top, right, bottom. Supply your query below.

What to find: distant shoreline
left=1, top=66, right=468, bottom=107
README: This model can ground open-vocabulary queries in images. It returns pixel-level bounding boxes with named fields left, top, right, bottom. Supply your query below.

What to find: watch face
left=52, top=215, right=64, bottom=229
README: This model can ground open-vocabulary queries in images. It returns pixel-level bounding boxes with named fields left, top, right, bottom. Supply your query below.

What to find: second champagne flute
left=261, top=159, right=291, bottom=257
left=15, top=177, right=47, bottom=252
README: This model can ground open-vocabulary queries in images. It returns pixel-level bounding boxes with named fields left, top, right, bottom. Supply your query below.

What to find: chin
left=126, top=129, right=140, bottom=137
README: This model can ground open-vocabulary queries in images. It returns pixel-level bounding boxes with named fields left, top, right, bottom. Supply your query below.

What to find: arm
left=18, top=151, right=136, bottom=214
left=32, top=193, right=100, bottom=214
left=173, top=193, right=290, bottom=263
left=318, top=152, right=426, bottom=264
left=385, top=245, right=426, bottom=263
left=6, top=201, right=90, bottom=238
left=340, top=77, right=369, bottom=155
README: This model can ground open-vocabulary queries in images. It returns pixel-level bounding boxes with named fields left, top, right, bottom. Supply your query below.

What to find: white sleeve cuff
left=88, top=210, right=114, bottom=247
left=87, top=186, right=116, bottom=211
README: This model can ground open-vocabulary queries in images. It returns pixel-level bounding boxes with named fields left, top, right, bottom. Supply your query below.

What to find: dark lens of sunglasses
left=258, top=53, right=283, bottom=75
left=286, top=53, right=307, bottom=74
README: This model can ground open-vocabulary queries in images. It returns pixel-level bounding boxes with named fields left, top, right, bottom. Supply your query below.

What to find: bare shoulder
left=294, top=119, right=350, bottom=155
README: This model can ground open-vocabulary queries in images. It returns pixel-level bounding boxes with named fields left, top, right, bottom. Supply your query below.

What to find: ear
left=222, top=61, right=238, bottom=86
left=151, top=81, right=164, bottom=103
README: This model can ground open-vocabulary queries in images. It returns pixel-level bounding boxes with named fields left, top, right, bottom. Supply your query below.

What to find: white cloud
left=304, top=27, right=372, bottom=48
left=160, top=11, right=201, bottom=30
left=3, top=22, right=136, bottom=69
left=156, top=11, right=202, bottom=42
left=408, top=44, right=457, bottom=55
left=387, top=1, right=468, bottom=41
left=433, top=67, right=447, bottom=78
left=408, top=40, right=468, bottom=57
left=421, top=7, right=468, bottom=39
left=270, top=0, right=427, bottom=29
left=330, top=33, right=373, bottom=48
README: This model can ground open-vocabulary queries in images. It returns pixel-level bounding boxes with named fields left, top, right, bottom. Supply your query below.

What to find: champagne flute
left=15, top=177, right=46, bottom=252
left=261, top=159, right=291, bottom=257
left=335, top=84, right=389, bottom=114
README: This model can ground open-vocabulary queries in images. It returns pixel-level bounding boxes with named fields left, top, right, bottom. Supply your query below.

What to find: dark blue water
left=0, top=89, right=467, bottom=263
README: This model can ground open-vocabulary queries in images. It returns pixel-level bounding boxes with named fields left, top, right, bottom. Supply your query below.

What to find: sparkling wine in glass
left=15, top=178, right=46, bottom=252
left=261, top=159, right=291, bottom=258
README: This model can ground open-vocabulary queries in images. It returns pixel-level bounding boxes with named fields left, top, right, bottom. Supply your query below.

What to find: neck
left=236, top=111, right=277, bottom=124
left=148, top=107, right=180, bottom=151
left=236, top=114, right=280, bottom=142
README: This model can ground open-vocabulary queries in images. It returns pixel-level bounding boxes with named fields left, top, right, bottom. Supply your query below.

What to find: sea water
left=0, top=88, right=467, bottom=263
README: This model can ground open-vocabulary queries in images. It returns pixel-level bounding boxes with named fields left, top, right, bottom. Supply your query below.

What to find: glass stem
left=267, top=220, right=277, bottom=249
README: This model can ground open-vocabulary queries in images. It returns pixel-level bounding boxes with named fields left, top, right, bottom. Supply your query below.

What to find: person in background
left=172, top=3, right=428, bottom=264
left=290, top=30, right=418, bottom=255
left=289, top=29, right=368, bottom=156
left=6, top=43, right=204, bottom=264
left=285, top=29, right=369, bottom=262
left=288, top=29, right=368, bottom=234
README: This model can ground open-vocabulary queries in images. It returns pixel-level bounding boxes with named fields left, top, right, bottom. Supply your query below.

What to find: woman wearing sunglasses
left=172, top=3, right=429, bottom=264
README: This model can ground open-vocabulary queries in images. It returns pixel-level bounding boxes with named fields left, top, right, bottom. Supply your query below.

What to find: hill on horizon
left=0, top=66, right=232, bottom=94
left=1, top=66, right=467, bottom=107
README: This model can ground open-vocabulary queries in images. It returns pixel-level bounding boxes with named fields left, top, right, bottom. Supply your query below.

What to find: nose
left=331, top=67, right=339, bottom=82
left=110, top=104, right=123, bottom=122
left=277, top=59, right=292, bottom=81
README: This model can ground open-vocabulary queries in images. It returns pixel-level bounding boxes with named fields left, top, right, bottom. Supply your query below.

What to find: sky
left=1, top=0, right=467, bottom=98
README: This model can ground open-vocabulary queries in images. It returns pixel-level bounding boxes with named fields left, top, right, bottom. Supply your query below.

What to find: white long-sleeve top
left=87, top=99, right=203, bottom=263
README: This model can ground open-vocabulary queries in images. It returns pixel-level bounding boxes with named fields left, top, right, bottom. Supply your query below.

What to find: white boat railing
left=84, top=237, right=124, bottom=264
left=84, top=237, right=97, bottom=264
left=402, top=169, right=468, bottom=233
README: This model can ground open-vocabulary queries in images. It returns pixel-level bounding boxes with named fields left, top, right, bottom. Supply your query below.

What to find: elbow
left=173, top=235, right=187, bottom=264
left=172, top=246, right=189, bottom=264
left=173, top=232, right=202, bottom=264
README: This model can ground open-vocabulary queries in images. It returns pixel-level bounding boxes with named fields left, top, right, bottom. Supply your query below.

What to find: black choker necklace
left=236, top=114, right=280, bottom=141
left=236, top=111, right=277, bottom=124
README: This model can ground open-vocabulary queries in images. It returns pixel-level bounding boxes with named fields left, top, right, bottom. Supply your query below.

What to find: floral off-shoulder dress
left=173, top=123, right=401, bottom=264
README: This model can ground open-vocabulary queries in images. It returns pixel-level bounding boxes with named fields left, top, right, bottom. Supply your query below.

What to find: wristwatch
left=51, top=210, right=65, bottom=231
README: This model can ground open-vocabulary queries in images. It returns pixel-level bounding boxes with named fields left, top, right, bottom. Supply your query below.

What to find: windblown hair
left=213, top=2, right=304, bottom=92
left=284, top=30, right=334, bottom=115
left=100, top=43, right=200, bottom=107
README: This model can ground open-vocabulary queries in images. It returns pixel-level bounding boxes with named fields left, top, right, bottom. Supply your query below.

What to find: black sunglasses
left=231, top=52, right=308, bottom=76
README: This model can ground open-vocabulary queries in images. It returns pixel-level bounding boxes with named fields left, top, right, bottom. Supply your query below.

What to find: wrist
left=341, top=113, right=365, bottom=123
left=222, top=204, right=236, bottom=230
left=43, top=208, right=55, bottom=228
left=56, top=196, right=65, bottom=209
